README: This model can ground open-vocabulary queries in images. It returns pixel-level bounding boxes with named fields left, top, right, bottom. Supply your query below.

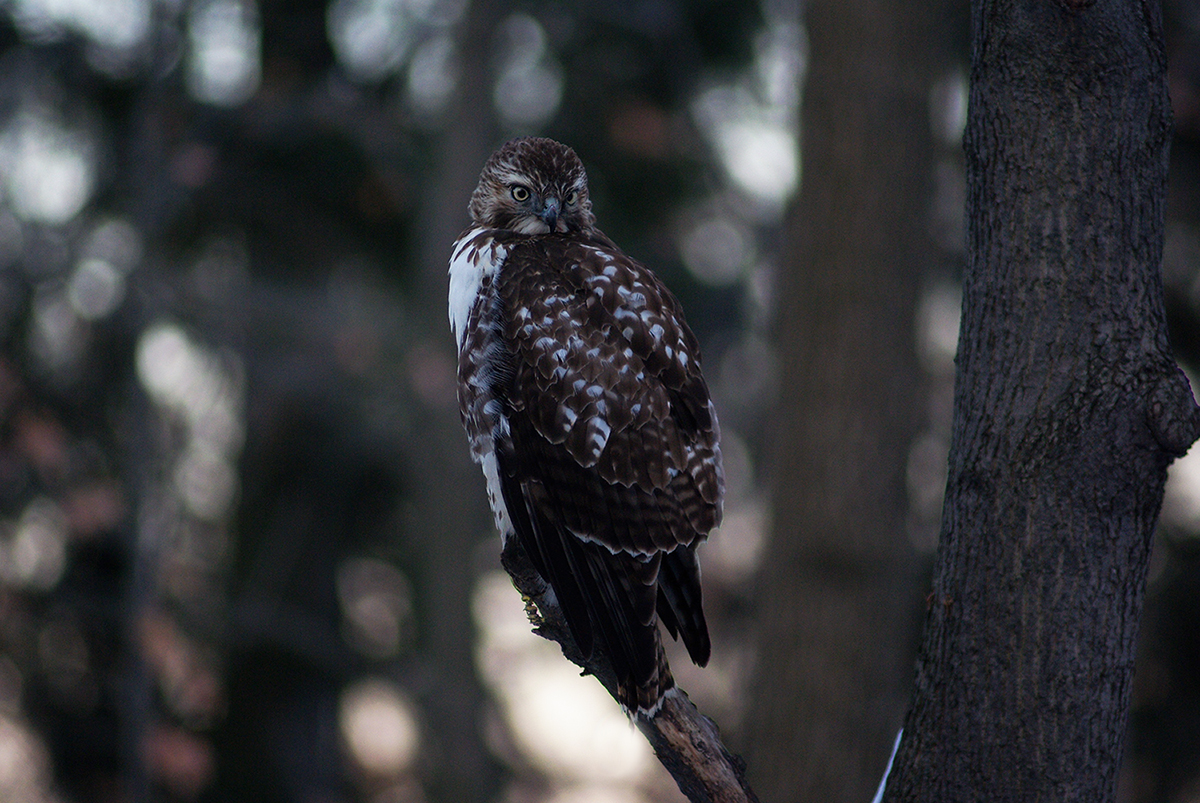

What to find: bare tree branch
left=500, top=540, right=758, bottom=803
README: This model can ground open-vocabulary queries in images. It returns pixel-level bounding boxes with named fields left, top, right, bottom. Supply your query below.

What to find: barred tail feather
left=657, top=546, right=711, bottom=667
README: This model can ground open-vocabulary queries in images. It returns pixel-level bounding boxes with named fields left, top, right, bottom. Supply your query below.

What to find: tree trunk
left=885, top=1, right=1198, bottom=800
left=406, top=3, right=505, bottom=801
left=741, top=1, right=935, bottom=800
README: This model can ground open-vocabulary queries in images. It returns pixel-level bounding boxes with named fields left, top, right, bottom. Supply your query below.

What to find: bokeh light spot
left=493, top=13, right=562, bottom=128
left=916, top=282, right=961, bottom=373
left=328, top=0, right=413, bottom=81
left=187, top=0, right=261, bottom=106
left=2, top=498, right=68, bottom=591
left=1, top=113, right=94, bottom=225
left=340, top=678, right=420, bottom=777
left=407, top=35, right=458, bottom=117
left=174, top=442, right=238, bottom=521
left=337, top=557, right=414, bottom=659
left=30, top=288, right=86, bottom=373
left=473, top=573, right=651, bottom=786
left=0, top=715, right=56, bottom=802
left=714, top=121, right=796, bottom=207
left=68, top=258, right=124, bottom=320
left=679, top=215, right=752, bottom=286
left=11, top=0, right=151, bottom=53
left=1163, top=427, right=1200, bottom=536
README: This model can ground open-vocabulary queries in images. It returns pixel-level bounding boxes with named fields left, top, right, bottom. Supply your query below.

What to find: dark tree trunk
left=741, top=1, right=935, bottom=800
left=885, top=1, right=1199, bottom=800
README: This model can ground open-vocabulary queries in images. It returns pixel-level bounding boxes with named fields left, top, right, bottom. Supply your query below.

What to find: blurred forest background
left=0, top=1, right=1198, bottom=802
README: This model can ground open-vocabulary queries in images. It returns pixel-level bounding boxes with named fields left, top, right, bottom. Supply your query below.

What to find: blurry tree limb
left=742, top=0, right=938, bottom=799
left=403, top=0, right=508, bottom=800
left=500, top=540, right=759, bottom=803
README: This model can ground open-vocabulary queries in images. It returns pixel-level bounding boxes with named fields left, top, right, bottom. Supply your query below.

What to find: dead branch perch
left=500, top=539, right=759, bottom=803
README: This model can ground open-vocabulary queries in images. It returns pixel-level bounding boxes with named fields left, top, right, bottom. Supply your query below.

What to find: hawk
left=448, top=137, right=723, bottom=716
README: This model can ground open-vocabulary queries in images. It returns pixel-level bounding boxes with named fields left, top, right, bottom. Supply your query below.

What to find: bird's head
left=468, top=137, right=595, bottom=235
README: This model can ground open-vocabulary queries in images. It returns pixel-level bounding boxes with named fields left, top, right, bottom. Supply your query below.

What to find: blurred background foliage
left=0, top=1, right=1196, bottom=802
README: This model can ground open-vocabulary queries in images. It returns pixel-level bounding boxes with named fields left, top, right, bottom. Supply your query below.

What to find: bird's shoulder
left=491, top=229, right=720, bottom=502
left=497, top=230, right=703, bottom=386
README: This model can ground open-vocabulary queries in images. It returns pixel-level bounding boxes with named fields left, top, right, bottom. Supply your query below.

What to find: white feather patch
left=448, top=228, right=506, bottom=348
left=480, top=449, right=514, bottom=544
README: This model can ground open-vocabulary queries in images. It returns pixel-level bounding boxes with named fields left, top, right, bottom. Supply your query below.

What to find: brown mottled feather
left=451, top=137, right=722, bottom=714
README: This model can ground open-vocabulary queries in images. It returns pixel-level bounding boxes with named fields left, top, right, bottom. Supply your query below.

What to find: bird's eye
left=510, top=185, right=530, bottom=202
left=564, top=191, right=578, bottom=206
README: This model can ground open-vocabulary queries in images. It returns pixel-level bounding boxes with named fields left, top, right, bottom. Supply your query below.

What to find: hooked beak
left=536, top=196, right=560, bottom=231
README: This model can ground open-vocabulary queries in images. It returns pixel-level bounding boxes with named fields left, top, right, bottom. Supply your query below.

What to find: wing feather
left=468, top=229, right=721, bottom=713
left=498, top=236, right=723, bottom=529
left=496, top=444, right=595, bottom=659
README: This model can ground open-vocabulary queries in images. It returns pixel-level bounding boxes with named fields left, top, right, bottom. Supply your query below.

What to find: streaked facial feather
left=468, top=137, right=595, bottom=233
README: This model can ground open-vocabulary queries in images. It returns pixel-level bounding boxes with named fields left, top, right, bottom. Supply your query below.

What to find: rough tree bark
left=884, top=1, right=1200, bottom=800
left=742, top=1, right=934, bottom=799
